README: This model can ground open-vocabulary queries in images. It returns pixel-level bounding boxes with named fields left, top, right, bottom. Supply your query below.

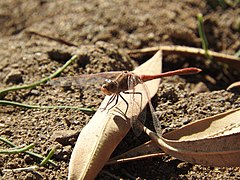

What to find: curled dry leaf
left=144, top=108, right=240, bottom=167
left=227, top=81, right=240, bottom=90
left=68, top=51, right=163, bottom=180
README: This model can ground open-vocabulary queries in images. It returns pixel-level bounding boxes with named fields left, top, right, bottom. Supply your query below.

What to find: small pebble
left=30, top=89, right=40, bottom=96
left=182, top=117, right=192, bottom=125
left=25, top=172, right=34, bottom=180
left=51, top=130, right=79, bottom=145
left=177, top=162, right=190, bottom=170
left=191, top=82, right=209, bottom=93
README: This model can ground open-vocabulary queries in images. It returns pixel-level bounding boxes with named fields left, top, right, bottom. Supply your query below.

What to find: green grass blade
left=0, top=100, right=95, bottom=113
left=0, top=55, right=78, bottom=98
left=0, top=136, right=57, bottom=166
left=197, top=13, right=211, bottom=59
left=40, top=146, right=56, bottom=166
left=0, top=143, right=35, bottom=154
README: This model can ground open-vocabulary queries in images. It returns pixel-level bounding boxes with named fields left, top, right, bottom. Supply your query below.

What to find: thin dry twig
left=106, top=152, right=165, bottom=165
left=2, top=166, right=38, bottom=173
left=26, top=30, right=78, bottom=47
left=101, top=170, right=120, bottom=180
left=127, top=45, right=240, bottom=67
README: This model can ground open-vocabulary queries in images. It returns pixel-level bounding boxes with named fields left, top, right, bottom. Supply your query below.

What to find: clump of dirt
left=0, top=0, right=239, bottom=179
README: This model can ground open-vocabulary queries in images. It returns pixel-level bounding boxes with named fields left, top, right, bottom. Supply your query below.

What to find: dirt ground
left=0, top=0, right=240, bottom=179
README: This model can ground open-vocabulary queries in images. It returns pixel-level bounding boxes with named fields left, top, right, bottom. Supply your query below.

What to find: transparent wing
left=48, top=71, right=122, bottom=88
left=127, top=74, right=146, bottom=137
left=130, top=102, right=147, bottom=137
left=140, top=80, right=162, bottom=136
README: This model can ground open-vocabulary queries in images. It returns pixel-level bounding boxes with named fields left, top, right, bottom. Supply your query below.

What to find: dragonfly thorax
left=100, top=71, right=141, bottom=96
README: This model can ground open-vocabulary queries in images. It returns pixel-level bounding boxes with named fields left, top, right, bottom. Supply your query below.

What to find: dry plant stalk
left=68, top=51, right=163, bottom=180
left=128, top=45, right=240, bottom=68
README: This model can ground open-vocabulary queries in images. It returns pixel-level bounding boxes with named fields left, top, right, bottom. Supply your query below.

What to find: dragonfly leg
left=100, top=94, right=117, bottom=112
left=105, top=94, right=119, bottom=111
left=122, top=91, right=142, bottom=113
left=119, top=93, right=128, bottom=114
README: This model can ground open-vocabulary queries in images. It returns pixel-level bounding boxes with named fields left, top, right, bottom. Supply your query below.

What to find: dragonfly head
left=101, top=79, right=118, bottom=95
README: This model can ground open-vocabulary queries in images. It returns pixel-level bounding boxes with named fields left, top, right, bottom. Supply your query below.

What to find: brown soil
left=0, top=0, right=240, bottom=179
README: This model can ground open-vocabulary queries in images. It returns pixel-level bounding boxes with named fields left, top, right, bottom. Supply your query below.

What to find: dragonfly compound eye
left=101, top=80, right=115, bottom=95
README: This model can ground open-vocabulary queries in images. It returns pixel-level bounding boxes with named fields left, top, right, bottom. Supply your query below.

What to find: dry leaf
left=144, top=108, right=240, bottom=167
left=227, top=81, right=240, bottom=90
left=68, top=51, right=163, bottom=180
left=107, top=140, right=164, bottom=165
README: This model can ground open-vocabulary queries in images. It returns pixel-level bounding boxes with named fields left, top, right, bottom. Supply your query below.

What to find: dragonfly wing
left=130, top=102, right=146, bottom=137
left=140, top=81, right=162, bottom=136
left=151, top=104, right=162, bottom=136
left=127, top=74, right=146, bottom=136
left=49, top=76, right=87, bottom=88
left=48, top=71, right=122, bottom=88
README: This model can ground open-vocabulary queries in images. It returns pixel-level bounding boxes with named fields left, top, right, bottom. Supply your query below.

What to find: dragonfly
left=49, top=67, right=201, bottom=136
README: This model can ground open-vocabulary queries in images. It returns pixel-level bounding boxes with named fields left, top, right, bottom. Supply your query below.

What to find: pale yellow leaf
left=68, top=51, right=163, bottom=180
